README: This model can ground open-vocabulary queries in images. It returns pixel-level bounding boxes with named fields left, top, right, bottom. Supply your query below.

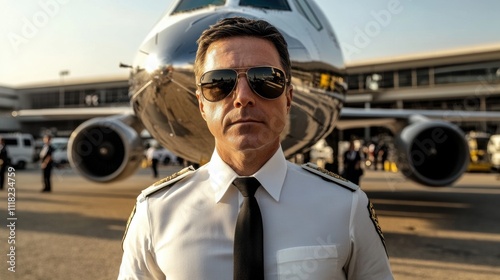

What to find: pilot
left=39, top=134, right=54, bottom=192
left=119, top=17, right=393, bottom=279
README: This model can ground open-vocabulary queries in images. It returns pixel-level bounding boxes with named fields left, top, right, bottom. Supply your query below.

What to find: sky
left=1, top=0, right=500, bottom=86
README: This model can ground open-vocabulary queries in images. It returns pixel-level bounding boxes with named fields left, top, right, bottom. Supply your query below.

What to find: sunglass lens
left=247, top=67, right=286, bottom=99
left=200, top=69, right=237, bottom=101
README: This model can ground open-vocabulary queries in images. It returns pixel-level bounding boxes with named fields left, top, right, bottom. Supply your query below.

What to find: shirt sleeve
left=118, top=199, right=165, bottom=280
left=346, top=190, right=394, bottom=280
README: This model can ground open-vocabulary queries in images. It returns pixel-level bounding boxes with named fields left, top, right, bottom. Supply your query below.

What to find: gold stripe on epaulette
left=302, top=162, right=349, bottom=182
left=139, top=165, right=196, bottom=200
left=368, top=201, right=388, bottom=256
left=315, top=165, right=348, bottom=182
left=301, top=162, right=358, bottom=192
left=152, top=166, right=194, bottom=186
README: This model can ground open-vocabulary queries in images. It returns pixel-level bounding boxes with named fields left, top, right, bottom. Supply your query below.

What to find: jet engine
left=68, top=115, right=144, bottom=183
left=395, top=115, right=470, bottom=186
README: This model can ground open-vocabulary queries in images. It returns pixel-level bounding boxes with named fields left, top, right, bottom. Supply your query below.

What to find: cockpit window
left=172, top=0, right=226, bottom=14
left=293, top=0, right=322, bottom=30
left=239, top=0, right=291, bottom=11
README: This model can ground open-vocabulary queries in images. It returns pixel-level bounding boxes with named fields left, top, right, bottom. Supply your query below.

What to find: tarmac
left=0, top=163, right=499, bottom=280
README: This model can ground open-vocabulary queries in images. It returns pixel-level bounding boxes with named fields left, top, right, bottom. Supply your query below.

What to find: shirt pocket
left=277, top=245, right=341, bottom=280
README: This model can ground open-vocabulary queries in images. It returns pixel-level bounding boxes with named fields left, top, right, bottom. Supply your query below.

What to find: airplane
left=66, top=0, right=500, bottom=187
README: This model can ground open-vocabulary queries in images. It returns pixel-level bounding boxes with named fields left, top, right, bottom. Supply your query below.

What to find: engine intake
left=395, top=115, right=470, bottom=186
left=68, top=115, right=144, bottom=183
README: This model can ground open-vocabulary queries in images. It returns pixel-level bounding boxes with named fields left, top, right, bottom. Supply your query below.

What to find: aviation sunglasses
left=198, top=66, right=289, bottom=102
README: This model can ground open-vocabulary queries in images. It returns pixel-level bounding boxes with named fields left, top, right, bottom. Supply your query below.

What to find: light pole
left=59, top=70, right=69, bottom=108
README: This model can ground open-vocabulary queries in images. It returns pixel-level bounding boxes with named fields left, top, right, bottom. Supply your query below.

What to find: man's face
left=196, top=36, right=293, bottom=157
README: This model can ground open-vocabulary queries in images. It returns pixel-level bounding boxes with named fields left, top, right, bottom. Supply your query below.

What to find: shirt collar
left=208, top=147, right=287, bottom=203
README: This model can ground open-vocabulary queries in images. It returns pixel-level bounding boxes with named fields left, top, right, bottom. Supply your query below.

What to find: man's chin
left=236, top=139, right=280, bottom=153
left=234, top=143, right=262, bottom=153
left=221, top=132, right=280, bottom=149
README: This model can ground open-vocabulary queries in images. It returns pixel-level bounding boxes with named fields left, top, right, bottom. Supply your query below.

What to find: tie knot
left=233, top=177, right=261, bottom=197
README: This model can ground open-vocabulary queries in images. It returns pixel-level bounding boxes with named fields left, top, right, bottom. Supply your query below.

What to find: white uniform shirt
left=119, top=148, right=393, bottom=279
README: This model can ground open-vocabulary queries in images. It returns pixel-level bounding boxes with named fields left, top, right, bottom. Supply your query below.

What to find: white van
left=51, top=137, right=69, bottom=165
left=0, top=133, right=35, bottom=169
left=487, top=134, right=500, bottom=171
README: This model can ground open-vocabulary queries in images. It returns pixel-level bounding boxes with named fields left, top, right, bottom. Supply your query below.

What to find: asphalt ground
left=0, top=164, right=499, bottom=280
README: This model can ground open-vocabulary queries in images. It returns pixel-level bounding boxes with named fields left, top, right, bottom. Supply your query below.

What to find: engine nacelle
left=395, top=115, right=470, bottom=187
left=68, top=115, right=144, bottom=183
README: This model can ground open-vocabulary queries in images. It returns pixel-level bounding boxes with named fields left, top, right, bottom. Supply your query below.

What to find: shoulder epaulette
left=138, top=165, right=196, bottom=202
left=301, top=162, right=359, bottom=192
left=123, top=166, right=196, bottom=250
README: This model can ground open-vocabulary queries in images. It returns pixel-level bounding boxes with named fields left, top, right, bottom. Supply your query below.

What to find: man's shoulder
left=299, top=162, right=359, bottom=192
left=138, top=166, right=197, bottom=202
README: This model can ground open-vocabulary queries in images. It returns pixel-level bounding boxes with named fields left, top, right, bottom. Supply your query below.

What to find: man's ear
left=196, top=90, right=207, bottom=120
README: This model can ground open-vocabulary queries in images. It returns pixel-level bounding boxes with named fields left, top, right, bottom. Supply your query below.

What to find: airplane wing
left=12, top=107, right=133, bottom=121
left=337, top=107, right=500, bottom=130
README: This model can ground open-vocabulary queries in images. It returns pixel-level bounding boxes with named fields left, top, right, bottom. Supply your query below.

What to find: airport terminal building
left=1, top=44, right=499, bottom=138
left=0, top=75, right=131, bottom=137
left=344, top=44, right=500, bottom=134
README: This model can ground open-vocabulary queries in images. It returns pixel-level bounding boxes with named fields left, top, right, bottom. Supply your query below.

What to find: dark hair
left=195, top=17, right=291, bottom=84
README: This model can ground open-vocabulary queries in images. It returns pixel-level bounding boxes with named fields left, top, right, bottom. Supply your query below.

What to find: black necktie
left=233, top=177, right=264, bottom=280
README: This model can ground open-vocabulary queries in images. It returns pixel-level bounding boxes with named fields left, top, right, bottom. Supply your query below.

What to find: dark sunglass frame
left=198, top=66, right=289, bottom=102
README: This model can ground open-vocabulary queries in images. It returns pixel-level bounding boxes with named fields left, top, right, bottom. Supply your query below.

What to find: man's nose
left=233, top=75, right=256, bottom=107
